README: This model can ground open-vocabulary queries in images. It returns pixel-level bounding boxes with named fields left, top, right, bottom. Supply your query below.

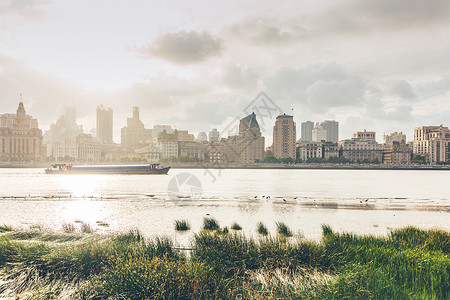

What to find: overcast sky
left=1, top=0, right=450, bottom=143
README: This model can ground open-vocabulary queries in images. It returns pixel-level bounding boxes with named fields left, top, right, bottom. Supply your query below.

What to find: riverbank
left=2, top=161, right=450, bottom=170
left=0, top=223, right=448, bottom=299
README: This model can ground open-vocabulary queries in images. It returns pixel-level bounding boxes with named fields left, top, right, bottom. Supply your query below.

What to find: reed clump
left=276, top=222, right=293, bottom=237
left=231, top=222, right=242, bottom=230
left=202, top=217, right=219, bottom=231
left=257, top=222, right=268, bottom=236
left=0, top=224, right=448, bottom=299
left=174, top=219, right=190, bottom=231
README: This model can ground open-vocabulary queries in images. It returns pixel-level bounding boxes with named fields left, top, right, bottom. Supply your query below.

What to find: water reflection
left=57, top=175, right=109, bottom=198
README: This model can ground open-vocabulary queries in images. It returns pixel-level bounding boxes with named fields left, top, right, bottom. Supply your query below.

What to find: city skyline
left=0, top=100, right=443, bottom=144
left=0, top=0, right=449, bottom=144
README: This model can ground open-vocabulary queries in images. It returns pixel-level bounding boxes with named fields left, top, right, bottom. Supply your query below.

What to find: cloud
left=0, top=0, right=49, bottom=18
left=305, top=79, right=365, bottom=111
left=0, top=54, right=74, bottom=128
left=389, top=80, right=417, bottom=100
left=138, top=30, right=223, bottom=65
left=263, top=63, right=358, bottom=110
left=218, top=64, right=260, bottom=91
left=228, top=16, right=308, bottom=46
left=317, top=0, right=450, bottom=35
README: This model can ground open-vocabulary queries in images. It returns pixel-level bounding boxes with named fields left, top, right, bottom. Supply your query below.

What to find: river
left=0, top=168, right=448, bottom=244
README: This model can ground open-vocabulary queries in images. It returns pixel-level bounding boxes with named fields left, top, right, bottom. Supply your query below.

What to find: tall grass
left=276, top=222, right=293, bottom=237
left=257, top=222, right=268, bottom=236
left=231, top=222, right=242, bottom=230
left=0, top=224, right=448, bottom=299
left=174, top=219, right=190, bottom=231
left=202, top=217, right=219, bottom=231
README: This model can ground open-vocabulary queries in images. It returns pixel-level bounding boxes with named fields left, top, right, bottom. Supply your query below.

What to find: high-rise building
left=43, top=106, right=83, bottom=156
left=220, top=113, right=265, bottom=163
left=64, top=106, right=77, bottom=125
left=301, top=121, right=314, bottom=142
left=121, top=107, right=152, bottom=149
left=353, top=130, right=376, bottom=140
left=272, top=113, right=296, bottom=159
left=96, top=105, right=113, bottom=144
left=321, top=120, right=339, bottom=143
left=414, top=126, right=450, bottom=163
left=0, top=102, right=43, bottom=160
left=312, top=123, right=327, bottom=142
left=209, top=128, right=220, bottom=142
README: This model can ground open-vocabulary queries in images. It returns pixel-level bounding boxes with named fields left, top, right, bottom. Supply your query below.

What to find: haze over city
left=1, top=0, right=450, bottom=143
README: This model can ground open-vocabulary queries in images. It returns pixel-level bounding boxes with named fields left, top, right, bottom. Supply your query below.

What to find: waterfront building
left=0, top=102, right=43, bottom=161
left=178, top=141, right=205, bottom=160
left=121, top=107, right=152, bottom=149
left=205, top=142, right=224, bottom=164
left=385, top=132, right=406, bottom=145
left=323, top=141, right=339, bottom=159
left=135, top=145, right=161, bottom=163
left=77, top=134, right=102, bottom=163
left=300, top=121, right=314, bottom=142
left=353, top=130, right=376, bottom=141
left=96, top=105, right=113, bottom=144
left=157, top=129, right=178, bottom=159
left=414, top=126, right=450, bottom=163
left=220, top=113, right=265, bottom=163
left=209, top=128, right=220, bottom=142
left=382, top=140, right=411, bottom=165
left=312, top=123, right=327, bottom=142
left=339, top=139, right=382, bottom=162
left=322, top=120, right=339, bottom=143
left=296, top=141, right=323, bottom=161
left=272, top=113, right=296, bottom=159
left=197, top=132, right=208, bottom=143
left=53, top=140, right=78, bottom=161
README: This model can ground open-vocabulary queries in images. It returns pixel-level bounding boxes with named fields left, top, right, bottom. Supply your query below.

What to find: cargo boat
left=45, top=164, right=170, bottom=175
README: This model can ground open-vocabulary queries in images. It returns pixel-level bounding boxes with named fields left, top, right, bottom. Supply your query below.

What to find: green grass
left=257, top=221, right=268, bottom=236
left=174, top=219, right=190, bottom=231
left=230, top=222, right=242, bottom=230
left=0, top=224, right=448, bottom=299
left=276, top=222, right=293, bottom=237
left=0, top=225, right=13, bottom=233
left=202, top=217, right=219, bottom=231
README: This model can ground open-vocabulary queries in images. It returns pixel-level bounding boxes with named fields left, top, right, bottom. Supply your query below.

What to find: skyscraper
left=312, top=123, right=327, bottom=142
left=301, top=121, right=314, bottom=141
left=121, top=107, right=152, bottom=149
left=96, top=105, right=113, bottom=144
left=272, top=113, right=296, bottom=159
left=321, top=120, right=339, bottom=143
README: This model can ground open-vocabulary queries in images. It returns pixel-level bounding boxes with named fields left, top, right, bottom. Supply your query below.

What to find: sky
left=1, top=0, right=450, bottom=144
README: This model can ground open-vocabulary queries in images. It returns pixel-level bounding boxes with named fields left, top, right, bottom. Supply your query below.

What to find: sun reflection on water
left=56, top=175, right=113, bottom=227
left=57, top=175, right=108, bottom=198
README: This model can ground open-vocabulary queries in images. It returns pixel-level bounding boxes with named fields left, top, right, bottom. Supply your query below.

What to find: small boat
left=45, top=163, right=170, bottom=175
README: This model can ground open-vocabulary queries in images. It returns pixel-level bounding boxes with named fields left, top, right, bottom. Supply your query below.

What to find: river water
left=0, top=168, right=449, bottom=244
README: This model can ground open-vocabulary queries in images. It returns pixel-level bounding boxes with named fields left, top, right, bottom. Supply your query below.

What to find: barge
left=45, top=164, right=170, bottom=175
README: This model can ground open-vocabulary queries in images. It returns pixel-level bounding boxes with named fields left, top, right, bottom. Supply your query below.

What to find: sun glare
left=57, top=175, right=108, bottom=198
